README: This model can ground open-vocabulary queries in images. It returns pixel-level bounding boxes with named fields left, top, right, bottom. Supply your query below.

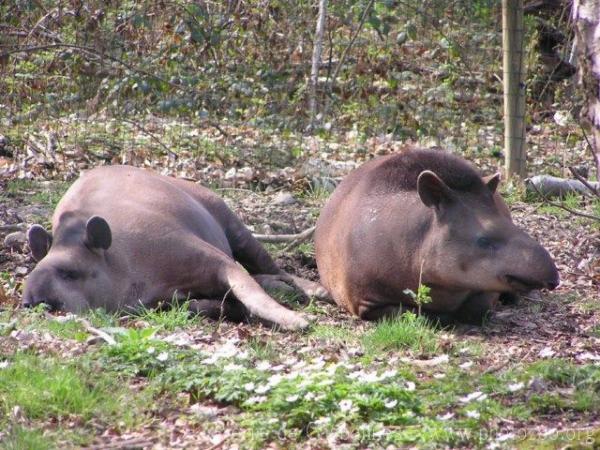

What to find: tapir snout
left=501, top=235, right=559, bottom=292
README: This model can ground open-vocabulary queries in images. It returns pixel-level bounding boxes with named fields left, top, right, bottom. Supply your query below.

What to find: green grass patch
left=134, top=300, right=195, bottom=332
left=361, top=312, right=441, bottom=355
left=0, top=352, right=143, bottom=427
left=310, top=323, right=361, bottom=345
left=0, top=425, right=57, bottom=450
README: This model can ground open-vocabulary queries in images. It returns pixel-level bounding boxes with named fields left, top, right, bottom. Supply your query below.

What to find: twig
left=529, top=182, right=600, bottom=221
left=568, top=166, right=600, bottom=198
left=327, top=0, right=375, bottom=94
left=253, top=226, right=316, bottom=243
left=77, top=318, right=116, bottom=345
left=0, top=225, right=25, bottom=232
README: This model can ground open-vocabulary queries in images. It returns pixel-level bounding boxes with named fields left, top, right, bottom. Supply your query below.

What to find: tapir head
left=23, top=213, right=114, bottom=312
left=417, top=170, right=559, bottom=294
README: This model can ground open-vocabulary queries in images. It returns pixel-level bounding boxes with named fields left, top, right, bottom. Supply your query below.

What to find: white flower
left=347, top=370, right=363, bottom=380
left=459, top=361, right=473, bottom=369
left=384, top=399, right=398, bottom=409
left=363, top=371, right=381, bottom=382
left=244, top=382, right=255, bottom=391
left=255, top=384, right=271, bottom=394
left=507, top=382, right=524, bottom=392
left=223, top=363, right=244, bottom=372
left=156, top=351, right=169, bottom=362
left=380, top=369, right=396, bottom=380
left=339, top=399, right=354, bottom=412
left=539, top=347, right=555, bottom=358
left=255, top=360, right=271, bottom=371
left=433, top=373, right=446, bottom=379
left=147, top=347, right=156, bottom=354
left=286, top=394, right=299, bottom=402
left=459, top=391, right=486, bottom=403
left=437, top=412, right=454, bottom=421
left=319, top=379, right=334, bottom=387
left=314, top=417, right=331, bottom=426
left=405, top=381, right=416, bottom=391
left=246, top=395, right=267, bottom=405
left=305, top=392, right=316, bottom=401
left=271, top=364, right=285, bottom=372
left=268, top=374, right=283, bottom=387
left=0, top=361, right=9, bottom=369
left=465, top=410, right=480, bottom=419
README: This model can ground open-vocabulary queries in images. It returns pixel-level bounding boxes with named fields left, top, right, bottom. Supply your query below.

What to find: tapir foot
left=253, top=273, right=332, bottom=304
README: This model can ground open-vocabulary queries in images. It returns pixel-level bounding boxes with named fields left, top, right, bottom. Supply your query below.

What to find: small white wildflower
left=319, top=379, right=334, bottom=387
left=202, top=356, right=218, bottom=365
left=246, top=395, right=267, bottom=405
left=291, top=360, right=307, bottom=370
left=459, top=391, right=485, bottom=403
left=147, top=347, right=156, bottom=354
left=507, top=382, right=524, bottom=392
left=286, top=394, right=299, bottom=402
left=244, top=382, right=255, bottom=391
left=433, top=373, right=446, bottom=379
left=0, top=361, right=9, bottom=369
left=459, top=361, right=473, bottom=369
left=437, top=412, right=454, bottom=421
left=314, top=417, right=331, bottom=426
left=465, top=410, right=480, bottom=419
left=384, top=399, right=398, bottom=409
left=405, top=381, right=416, bottom=391
left=380, top=369, right=396, bottom=380
left=339, top=399, right=354, bottom=413
left=255, top=384, right=271, bottom=394
left=255, top=360, right=271, bottom=371
left=223, top=363, right=244, bottom=372
left=347, top=370, right=363, bottom=380
left=271, top=364, right=285, bottom=372
left=268, top=374, right=283, bottom=387
left=363, top=371, right=381, bottom=383
left=156, top=351, right=169, bottom=362
left=539, top=347, right=555, bottom=358
left=305, top=392, right=316, bottom=401
left=237, top=351, right=249, bottom=360
left=268, top=418, right=278, bottom=424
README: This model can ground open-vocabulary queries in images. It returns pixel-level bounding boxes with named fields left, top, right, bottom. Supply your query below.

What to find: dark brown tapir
left=315, top=149, right=559, bottom=323
left=23, top=165, right=328, bottom=330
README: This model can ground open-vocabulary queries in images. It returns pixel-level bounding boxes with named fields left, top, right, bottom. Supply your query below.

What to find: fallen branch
left=528, top=182, right=600, bottom=221
left=568, top=166, right=600, bottom=198
left=253, top=226, right=316, bottom=243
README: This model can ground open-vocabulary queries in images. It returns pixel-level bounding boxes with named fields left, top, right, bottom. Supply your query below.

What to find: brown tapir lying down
left=315, top=149, right=560, bottom=323
left=23, top=165, right=328, bottom=330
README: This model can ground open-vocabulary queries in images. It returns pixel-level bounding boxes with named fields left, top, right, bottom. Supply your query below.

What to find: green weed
left=361, top=312, right=441, bottom=355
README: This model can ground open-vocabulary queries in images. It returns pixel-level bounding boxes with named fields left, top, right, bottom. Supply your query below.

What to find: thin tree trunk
left=309, top=0, right=328, bottom=131
left=572, top=0, right=600, bottom=175
left=503, top=0, right=527, bottom=178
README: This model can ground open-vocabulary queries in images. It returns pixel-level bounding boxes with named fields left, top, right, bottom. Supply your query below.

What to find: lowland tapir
left=23, top=165, right=327, bottom=330
left=314, top=149, right=559, bottom=323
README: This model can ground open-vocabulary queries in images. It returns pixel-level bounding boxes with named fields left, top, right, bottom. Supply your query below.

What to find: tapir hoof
left=280, top=313, right=310, bottom=330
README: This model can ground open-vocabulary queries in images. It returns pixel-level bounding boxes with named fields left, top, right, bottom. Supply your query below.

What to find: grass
left=310, top=323, right=361, bottom=345
left=0, top=425, right=56, bottom=450
left=0, top=352, right=143, bottom=427
left=361, top=312, right=442, bottom=355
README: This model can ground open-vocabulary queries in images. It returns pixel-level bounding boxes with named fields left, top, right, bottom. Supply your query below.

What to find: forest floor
left=0, top=120, right=600, bottom=449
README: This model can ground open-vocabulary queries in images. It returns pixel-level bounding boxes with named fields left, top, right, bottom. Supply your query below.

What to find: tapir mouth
left=22, top=297, right=63, bottom=312
left=505, top=274, right=559, bottom=292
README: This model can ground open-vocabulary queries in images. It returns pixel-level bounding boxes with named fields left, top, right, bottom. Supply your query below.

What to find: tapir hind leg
left=226, top=223, right=330, bottom=301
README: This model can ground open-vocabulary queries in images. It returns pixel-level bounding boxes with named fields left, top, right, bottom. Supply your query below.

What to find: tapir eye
left=57, top=269, right=82, bottom=281
left=476, top=237, right=496, bottom=250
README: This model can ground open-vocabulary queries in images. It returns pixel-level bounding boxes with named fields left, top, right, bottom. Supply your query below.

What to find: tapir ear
left=85, top=216, right=112, bottom=250
left=417, top=170, right=454, bottom=209
left=28, top=224, right=52, bottom=261
left=482, top=173, right=501, bottom=194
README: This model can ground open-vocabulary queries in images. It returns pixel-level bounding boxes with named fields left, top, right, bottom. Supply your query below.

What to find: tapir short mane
left=369, top=148, right=486, bottom=194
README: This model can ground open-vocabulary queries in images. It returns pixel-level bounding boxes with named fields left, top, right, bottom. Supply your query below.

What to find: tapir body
left=315, top=149, right=559, bottom=322
left=24, top=165, right=325, bottom=329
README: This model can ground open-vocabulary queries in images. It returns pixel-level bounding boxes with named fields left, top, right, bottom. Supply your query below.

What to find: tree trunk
left=503, top=0, right=528, bottom=178
left=309, top=0, right=328, bottom=131
left=572, top=0, right=600, bottom=175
